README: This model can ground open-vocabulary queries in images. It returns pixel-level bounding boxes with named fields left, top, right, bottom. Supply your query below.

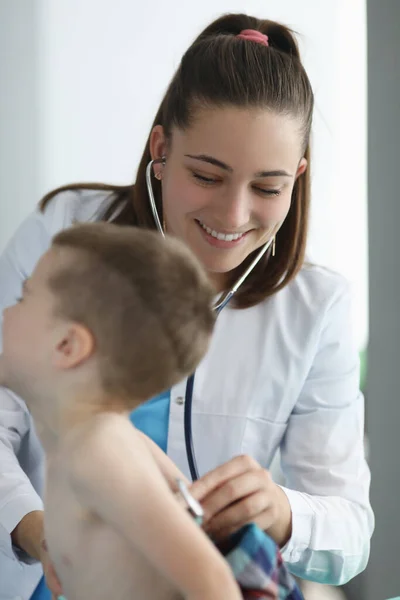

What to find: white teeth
left=198, top=220, right=244, bottom=242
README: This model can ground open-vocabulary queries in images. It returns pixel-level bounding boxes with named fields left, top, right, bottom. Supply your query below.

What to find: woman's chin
left=198, top=253, right=247, bottom=280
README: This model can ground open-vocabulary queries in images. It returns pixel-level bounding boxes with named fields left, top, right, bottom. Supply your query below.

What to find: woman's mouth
left=195, top=219, right=250, bottom=248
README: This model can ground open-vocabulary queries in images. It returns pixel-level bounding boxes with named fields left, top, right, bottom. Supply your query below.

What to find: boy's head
left=0, top=223, right=216, bottom=409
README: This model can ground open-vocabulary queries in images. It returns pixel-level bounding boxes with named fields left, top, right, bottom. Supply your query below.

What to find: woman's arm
left=188, top=276, right=373, bottom=586
left=278, top=278, right=374, bottom=584
left=0, top=192, right=105, bottom=563
left=0, top=210, right=52, bottom=562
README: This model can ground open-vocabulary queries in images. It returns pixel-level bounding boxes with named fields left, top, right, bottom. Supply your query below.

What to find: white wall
left=1, top=0, right=368, bottom=348
left=0, top=1, right=41, bottom=247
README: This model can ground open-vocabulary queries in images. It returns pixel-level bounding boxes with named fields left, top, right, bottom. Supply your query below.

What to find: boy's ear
left=53, top=323, right=95, bottom=369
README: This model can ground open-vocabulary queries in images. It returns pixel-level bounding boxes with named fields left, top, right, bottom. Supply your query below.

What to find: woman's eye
left=192, top=173, right=218, bottom=185
left=255, top=188, right=281, bottom=197
left=15, top=297, right=23, bottom=303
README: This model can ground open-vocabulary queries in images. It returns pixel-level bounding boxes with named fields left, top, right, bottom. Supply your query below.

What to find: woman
left=0, top=13, right=373, bottom=599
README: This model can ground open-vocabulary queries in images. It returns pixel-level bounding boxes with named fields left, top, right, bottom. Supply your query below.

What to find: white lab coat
left=0, top=191, right=374, bottom=599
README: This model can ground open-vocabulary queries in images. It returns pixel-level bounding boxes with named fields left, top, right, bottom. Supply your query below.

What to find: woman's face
left=150, top=107, right=307, bottom=288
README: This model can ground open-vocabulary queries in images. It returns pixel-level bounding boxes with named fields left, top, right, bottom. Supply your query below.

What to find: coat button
left=175, top=396, right=184, bottom=405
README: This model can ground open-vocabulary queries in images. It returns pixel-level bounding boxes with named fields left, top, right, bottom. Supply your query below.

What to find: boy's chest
left=44, top=460, right=100, bottom=569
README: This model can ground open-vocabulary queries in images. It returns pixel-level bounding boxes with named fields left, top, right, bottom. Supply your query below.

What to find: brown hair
left=49, top=222, right=216, bottom=406
left=40, top=13, right=314, bottom=309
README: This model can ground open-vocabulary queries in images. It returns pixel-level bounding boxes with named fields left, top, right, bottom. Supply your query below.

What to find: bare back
left=44, top=424, right=181, bottom=600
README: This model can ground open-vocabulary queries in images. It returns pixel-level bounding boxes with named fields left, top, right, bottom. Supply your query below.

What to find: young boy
left=0, top=223, right=242, bottom=600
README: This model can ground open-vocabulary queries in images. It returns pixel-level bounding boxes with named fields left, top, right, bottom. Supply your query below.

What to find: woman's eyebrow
left=254, top=169, right=292, bottom=178
left=184, top=154, right=292, bottom=178
left=185, top=154, right=233, bottom=172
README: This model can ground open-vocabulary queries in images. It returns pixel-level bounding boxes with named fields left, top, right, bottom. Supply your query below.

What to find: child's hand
left=39, top=538, right=63, bottom=599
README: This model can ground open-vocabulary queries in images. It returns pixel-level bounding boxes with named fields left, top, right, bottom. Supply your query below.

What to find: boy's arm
left=136, top=430, right=191, bottom=488
left=68, top=415, right=241, bottom=600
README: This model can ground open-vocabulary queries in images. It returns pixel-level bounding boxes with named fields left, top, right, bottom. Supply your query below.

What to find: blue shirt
left=129, top=389, right=170, bottom=452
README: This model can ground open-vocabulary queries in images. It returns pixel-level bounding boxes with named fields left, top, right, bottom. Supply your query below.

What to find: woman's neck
left=207, top=271, right=229, bottom=293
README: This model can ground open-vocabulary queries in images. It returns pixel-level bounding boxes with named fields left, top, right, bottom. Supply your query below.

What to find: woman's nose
left=213, top=187, right=251, bottom=230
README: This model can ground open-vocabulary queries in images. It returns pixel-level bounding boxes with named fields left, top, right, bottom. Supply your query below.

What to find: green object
left=359, top=348, right=367, bottom=392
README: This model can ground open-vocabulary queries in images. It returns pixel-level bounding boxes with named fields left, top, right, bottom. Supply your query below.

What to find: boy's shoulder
left=66, top=412, right=140, bottom=455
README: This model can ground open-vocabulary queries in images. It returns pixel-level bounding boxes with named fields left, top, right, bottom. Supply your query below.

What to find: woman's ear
left=150, top=125, right=168, bottom=162
left=53, top=323, right=95, bottom=370
left=296, top=157, right=308, bottom=179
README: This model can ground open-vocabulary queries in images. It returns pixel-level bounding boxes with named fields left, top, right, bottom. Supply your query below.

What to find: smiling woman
left=40, top=15, right=313, bottom=310
left=148, top=107, right=306, bottom=286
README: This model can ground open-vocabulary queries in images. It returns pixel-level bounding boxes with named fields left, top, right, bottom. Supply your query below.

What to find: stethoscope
left=146, top=158, right=276, bottom=481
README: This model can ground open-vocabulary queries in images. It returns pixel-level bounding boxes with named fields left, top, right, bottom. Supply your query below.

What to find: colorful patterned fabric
left=222, top=524, right=304, bottom=599
left=31, top=523, right=303, bottom=600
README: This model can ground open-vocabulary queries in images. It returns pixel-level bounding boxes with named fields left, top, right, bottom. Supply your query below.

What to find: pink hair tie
left=237, top=29, right=269, bottom=47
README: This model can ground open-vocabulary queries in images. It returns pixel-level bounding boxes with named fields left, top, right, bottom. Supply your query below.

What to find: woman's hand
left=39, top=538, right=63, bottom=600
left=11, top=511, right=63, bottom=598
left=189, top=454, right=292, bottom=547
